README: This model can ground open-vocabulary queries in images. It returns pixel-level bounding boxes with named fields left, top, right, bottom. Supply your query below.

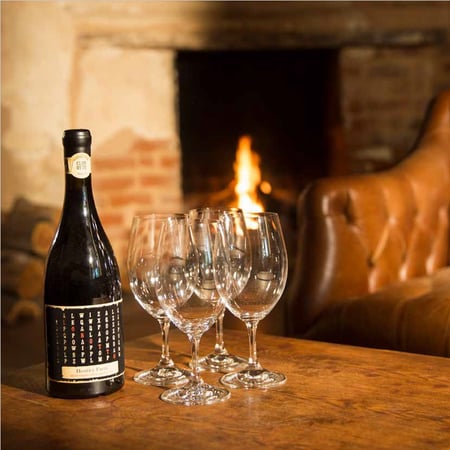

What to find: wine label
left=45, top=299, right=124, bottom=383
left=66, top=153, right=91, bottom=179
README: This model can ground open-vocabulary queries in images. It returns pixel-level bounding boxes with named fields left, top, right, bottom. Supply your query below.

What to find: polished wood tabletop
left=2, top=329, right=450, bottom=449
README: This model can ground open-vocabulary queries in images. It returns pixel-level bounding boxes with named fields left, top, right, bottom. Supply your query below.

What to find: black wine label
left=46, top=300, right=124, bottom=383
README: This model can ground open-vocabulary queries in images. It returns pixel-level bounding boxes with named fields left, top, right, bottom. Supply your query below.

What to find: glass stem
left=214, top=310, right=226, bottom=354
left=157, top=317, right=173, bottom=367
left=190, top=335, right=202, bottom=384
left=245, top=320, right=261, bottom=370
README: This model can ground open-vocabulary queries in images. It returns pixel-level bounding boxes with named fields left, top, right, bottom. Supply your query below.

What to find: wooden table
left=2, top=329, right=449, bottom=449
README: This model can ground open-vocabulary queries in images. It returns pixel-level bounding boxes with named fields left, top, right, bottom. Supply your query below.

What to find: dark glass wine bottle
left=44, top=129, right=125, bottom=398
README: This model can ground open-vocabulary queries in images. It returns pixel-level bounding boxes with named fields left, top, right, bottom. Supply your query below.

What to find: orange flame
left=233, top=135, right=267, bottom=212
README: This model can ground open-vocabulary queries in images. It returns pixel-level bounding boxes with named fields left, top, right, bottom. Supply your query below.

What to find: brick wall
left=92, top=130, right=181, bottom=269
left=340, top=45, right=450, bottom=173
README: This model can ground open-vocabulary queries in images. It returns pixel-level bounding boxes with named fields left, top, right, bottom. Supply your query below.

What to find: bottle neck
left=62, top=149, right=97, bottom=219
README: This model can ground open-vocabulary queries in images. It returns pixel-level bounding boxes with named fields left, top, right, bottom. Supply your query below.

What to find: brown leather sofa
left=287, top=89, right=450, bottom=357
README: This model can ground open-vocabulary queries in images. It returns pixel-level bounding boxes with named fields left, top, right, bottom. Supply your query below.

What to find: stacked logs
left=1, top=198, right=59, bottom=325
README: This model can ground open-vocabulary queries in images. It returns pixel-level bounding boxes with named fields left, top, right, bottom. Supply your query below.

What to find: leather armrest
left=304, top=267, right=450, bottom=356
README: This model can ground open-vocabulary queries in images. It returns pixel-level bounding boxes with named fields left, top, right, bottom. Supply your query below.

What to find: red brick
left=139, top=174, right=174, bottom=187
left=134, top=196, right=155, bottom=211
left=110, top=192, right=151, bottom=207
left=131, top=138, right=172, bottom=156
left=160, top=155, right=179, bottom=168
left=138, top=156, right=155, bottom=166
left=93, top=156, right=135, bottom=171
left=98, top=210, right=124, bottom=225
left=94, top=175, right=134, bottom=191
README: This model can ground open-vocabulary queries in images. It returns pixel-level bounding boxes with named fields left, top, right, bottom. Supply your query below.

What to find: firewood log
left=1, top=249, right=45, bottom=300
left=1, top=294, right=42, bottom=325
left=1, top=197, right=59, bottom=257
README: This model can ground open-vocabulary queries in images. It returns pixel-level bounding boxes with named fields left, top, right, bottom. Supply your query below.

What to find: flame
left=233, top=135, right=266, bottom=212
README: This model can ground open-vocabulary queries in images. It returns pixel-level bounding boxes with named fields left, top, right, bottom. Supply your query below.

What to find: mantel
left=64, top=1, right=449, bottom=50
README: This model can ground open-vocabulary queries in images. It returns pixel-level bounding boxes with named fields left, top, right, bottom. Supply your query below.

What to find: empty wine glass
left=215, top=211, right=288, bottom=389
left=127, top=214, right=189, bottom=387
left=155, top=214, right=230, bottom=405
left=188, top=207, right=247, bottom=373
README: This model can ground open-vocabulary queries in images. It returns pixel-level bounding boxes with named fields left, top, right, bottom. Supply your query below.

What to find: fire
left=233, top=135, right=269, bottom=212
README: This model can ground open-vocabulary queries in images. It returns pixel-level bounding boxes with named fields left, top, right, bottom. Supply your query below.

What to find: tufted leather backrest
left=288, top=90, right=450, bottom=335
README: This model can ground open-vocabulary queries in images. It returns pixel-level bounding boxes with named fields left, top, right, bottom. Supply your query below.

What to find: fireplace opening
left=177, top=49, right=341, bottom=329
left=177, top=48, right=341, bottom=210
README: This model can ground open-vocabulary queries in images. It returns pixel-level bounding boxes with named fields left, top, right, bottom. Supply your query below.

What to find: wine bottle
left=44, top=129, right=125, bottom=398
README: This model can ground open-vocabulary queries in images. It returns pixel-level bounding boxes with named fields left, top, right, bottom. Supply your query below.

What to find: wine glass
left=127, top=214, right=189, bottom=387
left=215, top=211, right=288, bottom=389
left=155, top=214, right=230, bottom=405
left=188, top=207, right=247, bottom=373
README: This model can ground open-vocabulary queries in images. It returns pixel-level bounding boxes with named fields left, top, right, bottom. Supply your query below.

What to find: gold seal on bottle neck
left=66, top=153, right=91, bottom=179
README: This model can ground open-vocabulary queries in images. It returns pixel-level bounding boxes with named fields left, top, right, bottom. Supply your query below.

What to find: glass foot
left=220, top=368, right=286, bottom=389
left=133, top=365, right=190, bottom=388
left=160, top=381, right=230, bottom=406
left=198, top=352, right=247, bottom=373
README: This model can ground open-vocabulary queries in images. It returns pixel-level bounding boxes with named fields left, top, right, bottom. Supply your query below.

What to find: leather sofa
left=287, top=90, right=450, bottom=357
